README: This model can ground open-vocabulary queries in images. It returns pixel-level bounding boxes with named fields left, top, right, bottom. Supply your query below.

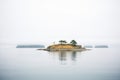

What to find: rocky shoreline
left=38, top=48, right=89, bottom=52
left=38, top=44, right=90, bottom=52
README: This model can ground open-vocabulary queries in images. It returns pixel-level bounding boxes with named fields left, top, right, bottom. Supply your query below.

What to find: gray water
left=0, top=44, right=120, bottom=80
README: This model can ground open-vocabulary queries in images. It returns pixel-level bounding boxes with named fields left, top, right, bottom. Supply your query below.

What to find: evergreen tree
left=70, top=40, right=77, bottom=46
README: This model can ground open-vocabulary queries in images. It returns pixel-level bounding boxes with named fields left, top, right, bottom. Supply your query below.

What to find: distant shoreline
left=16, top=45, right=45, bottom=48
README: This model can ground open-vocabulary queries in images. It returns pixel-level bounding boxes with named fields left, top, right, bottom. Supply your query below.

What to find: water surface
left=0, top=44, right=120, bottom=80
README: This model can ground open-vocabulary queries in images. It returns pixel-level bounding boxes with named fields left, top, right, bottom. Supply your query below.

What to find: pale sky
left=0, top=0, right=120, bottom=44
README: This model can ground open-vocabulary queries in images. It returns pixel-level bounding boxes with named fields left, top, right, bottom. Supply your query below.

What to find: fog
left=0, top=0, right=120, bottom=45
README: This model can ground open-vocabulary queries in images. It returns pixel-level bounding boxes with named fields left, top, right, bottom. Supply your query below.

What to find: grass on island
left=47, top=44, right=82, bottom=50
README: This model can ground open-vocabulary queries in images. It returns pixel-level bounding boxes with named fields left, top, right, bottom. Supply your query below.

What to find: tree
left=63, top=40, right=67, bottom=44
left=70, top=40, right=77, bottom=46
left=59, top=40, right=63, bottom=44
left=59, top=40, right=67, bottom=44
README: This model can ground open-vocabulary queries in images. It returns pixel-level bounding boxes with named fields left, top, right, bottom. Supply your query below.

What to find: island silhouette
left=38, top=40, right=87, bottom=51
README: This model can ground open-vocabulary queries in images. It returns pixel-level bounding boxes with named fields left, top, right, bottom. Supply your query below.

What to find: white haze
left=0, top=0, right=120, bottom=45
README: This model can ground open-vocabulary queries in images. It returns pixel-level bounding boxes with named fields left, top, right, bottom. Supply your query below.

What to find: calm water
left=0, top=44, right=120, bottom=80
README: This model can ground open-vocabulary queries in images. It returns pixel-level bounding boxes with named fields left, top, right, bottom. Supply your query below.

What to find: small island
left=39, top=40, right=87, bottom=51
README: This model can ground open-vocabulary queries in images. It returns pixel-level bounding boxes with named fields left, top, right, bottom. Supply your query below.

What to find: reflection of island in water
left=59, top=51, right=77, bottom=61
left=50, top=51, right=83, bottom=62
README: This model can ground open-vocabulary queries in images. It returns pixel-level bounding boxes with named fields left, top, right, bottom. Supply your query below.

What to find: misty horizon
left=0, top=0, right=120, bottom=44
